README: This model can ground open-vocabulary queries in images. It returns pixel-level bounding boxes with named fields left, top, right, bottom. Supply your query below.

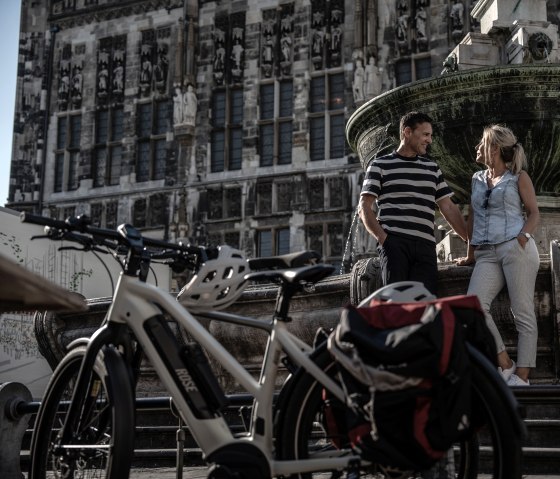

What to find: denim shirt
left=470, top=169, right=525, bottom=245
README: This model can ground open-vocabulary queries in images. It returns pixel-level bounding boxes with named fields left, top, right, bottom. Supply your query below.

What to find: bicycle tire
left=276, top=345, right=523, bottom=479
left=29, top=344, right=135, bottom=479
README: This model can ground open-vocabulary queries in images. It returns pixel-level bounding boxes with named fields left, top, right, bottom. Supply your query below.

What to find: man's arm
left=358, top=194, right=388, bottom=245
left=437, top=196, right=468, bottom=242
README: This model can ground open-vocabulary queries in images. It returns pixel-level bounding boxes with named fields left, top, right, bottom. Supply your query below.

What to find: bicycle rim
left=30, top=345, right=135, bottom=479
left=276, top=347, right=522, bottom=479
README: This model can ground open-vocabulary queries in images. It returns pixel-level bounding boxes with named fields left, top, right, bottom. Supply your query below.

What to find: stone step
left=20, top=387, right=560, bottom=475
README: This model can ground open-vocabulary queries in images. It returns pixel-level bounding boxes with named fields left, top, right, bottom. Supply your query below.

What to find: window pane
left=211, top=131, right=225, bottom=172
left=67, top=151, right=79, bottom=190
left=279, top=81, right=293, bottom=117
left=54, top=153, right=64, bottom=192
left=277, top=228, right=290, bottom=255
left=330, top=114, right=345, bottom=159
left=69, top=116, right=81, bottom=149
left=260, top=84, right=274, bottom=120
left=90, top=203, right=102, bottom=227
left=310, top=117, right=325, bottom=161
left=329, top=73, right=345, bottom=110
left=155, top=101, right=170, bottom=135
left=310, top=77, right=325, bottom=113
left=112, top=107, right=124, bottom=141
left=309, top=178, right=324, bottom=210
left=307, top=224, right=323, bottom=255
left=416, top=57, right=432, bottom=80
left=106, top=201, right=118, bottom=229
left=109, top=145, right=122, bottom=185
left=278, top=121, right=292, bottom=165
left=259, top=124, right=274, bottom=167
left=328, top=177, right=344, bottom=208
left=94, top=147, right=107, bottom=187
left=225, top=188, right=242, bottom=217
left=277, top=182, right=291, bottom=212
left=133, top=199, right=147, bottom=228
left=257, top=183, right=272, bottom=215
left=208, top=189, right=223, bottom=220
left=327, top=223, right=343, bottom=256
left=212, top=91, right=226, bottom=127
left=137, top=141, right=150, bottom=182
left=224, top=232, right=240, bottom=248
left=96, top=110, right=108, bottom=144
left=396, top=60, right=412, bottom=86
left=258, top=230, right=272, bottom=257
left=154, top=139, right=167, bottom=180
left=57, top=117, right=67, bottom=149
left=150, top=194, right=168, bottom=227
left=230, top=89, right=243, bottom=124
left=229, top=127, right=242, bottom=170
left=138, top=103, right=152, bottom=137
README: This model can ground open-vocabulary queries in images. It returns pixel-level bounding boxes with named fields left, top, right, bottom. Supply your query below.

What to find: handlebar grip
left=20, top=212, right=68, bottom=229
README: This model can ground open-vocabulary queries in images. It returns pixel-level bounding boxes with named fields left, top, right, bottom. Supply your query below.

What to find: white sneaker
left=507, top=373, right=530, bottom=386
left=498, top=360, right=516, bottom=382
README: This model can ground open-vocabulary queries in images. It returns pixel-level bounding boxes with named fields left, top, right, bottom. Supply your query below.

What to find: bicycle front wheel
left=30, top=344, right=135, bottom=479
left=276, top=345, right=523, bottom=479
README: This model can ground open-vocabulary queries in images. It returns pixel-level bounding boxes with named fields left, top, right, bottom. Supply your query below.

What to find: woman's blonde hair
left=482, top=124, right=527, bottom=174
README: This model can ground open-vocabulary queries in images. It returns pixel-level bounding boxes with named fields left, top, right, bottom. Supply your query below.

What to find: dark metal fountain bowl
left=346, top=64, right=560, bottom=203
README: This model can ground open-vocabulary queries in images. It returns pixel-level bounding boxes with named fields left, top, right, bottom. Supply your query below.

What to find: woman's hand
left=455, top=256, right=475, bottom=266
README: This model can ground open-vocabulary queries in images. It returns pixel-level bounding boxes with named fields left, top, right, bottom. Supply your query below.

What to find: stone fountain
left=346, top=0, right=560, bottom=257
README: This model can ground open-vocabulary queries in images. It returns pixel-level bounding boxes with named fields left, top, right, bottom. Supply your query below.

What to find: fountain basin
left=346, top=65, right=560, bottom=203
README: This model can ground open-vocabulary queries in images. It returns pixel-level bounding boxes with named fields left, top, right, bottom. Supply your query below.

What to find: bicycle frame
left=65, top=269, right=357, bottom=477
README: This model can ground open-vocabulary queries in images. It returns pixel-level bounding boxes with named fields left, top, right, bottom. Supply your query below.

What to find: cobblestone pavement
left=128, top=468, right=560, bottom=479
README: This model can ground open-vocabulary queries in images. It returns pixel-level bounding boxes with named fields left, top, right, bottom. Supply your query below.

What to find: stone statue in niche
left=365, top=56, right=382, bottom=97
left=396, top=13, right=409, bottom=42
left=97, top=50, right=110, bottom=98
left=183, top=84, right=197, bottom=126
left=415, top=7, right=427, bottom=39
left=70, top=62, right=82, bottom=107
left=231, top=27, right=244, bottom=82
left=450, top=0, right=464, bottom=32
left=352, top=58, right=365, bottom=102
left=311, top=29, right=324, bottom=69
left=261, top=20, right=275, bottom=78
left=139, top=44, right=153, bottom=94
left=173, top=85, right=183, bottom=125
left=112, top=51, right=124, bottom=95
left=173, top=84, right=198, bottom=126
left=58, top=60, right=70, bottom=109
left=153, top=43, right=169, bottom=92
left=213, top=27, right=226, bottom=85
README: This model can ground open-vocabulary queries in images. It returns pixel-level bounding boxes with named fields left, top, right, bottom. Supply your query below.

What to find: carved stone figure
left=71, top=63, right=82, bottom=107
left=450, top=0, right=464, bottom=31
left=183, top=84, right=197, bottom=125
left=173, top=86, right=184, bottom=125
left=415, top=6, right=427, bottom=39
left=365, top=56, right=382, bottom=97
left=353, top=58, right=365, bottom=102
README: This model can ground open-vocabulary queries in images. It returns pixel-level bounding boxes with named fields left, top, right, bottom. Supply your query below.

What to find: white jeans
left=467, top=238, right=540, bottom=368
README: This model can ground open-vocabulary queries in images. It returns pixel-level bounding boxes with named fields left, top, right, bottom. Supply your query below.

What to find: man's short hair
left=399, top=111, right=433, bottom=139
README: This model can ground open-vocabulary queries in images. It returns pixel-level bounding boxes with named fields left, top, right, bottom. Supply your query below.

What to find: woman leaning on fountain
left=456, top=125, right=540, bottom=386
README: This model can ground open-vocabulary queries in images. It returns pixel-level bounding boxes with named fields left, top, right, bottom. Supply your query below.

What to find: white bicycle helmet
left=177, top=245, right=249, bottom=312
left=358, top=281, right=435, bottom=306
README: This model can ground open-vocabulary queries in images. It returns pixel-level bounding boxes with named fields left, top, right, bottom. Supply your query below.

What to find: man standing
left=359, top=111, right=467, bottom=295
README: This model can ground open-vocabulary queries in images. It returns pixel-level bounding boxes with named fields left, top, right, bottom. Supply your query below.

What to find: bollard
left=0, top=382, right=33, bottom=479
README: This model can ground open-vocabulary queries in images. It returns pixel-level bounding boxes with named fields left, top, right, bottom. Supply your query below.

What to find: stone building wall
left=7, top=0, right=560, bottom=271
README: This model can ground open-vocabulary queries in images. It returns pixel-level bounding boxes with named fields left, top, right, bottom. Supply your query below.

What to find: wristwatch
left=520, top=232, right=533, bottom=240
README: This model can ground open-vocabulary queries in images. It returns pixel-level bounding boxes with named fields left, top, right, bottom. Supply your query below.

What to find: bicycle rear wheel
left=276, top=345, right=523, bottom=479
left=30, top=344, right=135, bottom=479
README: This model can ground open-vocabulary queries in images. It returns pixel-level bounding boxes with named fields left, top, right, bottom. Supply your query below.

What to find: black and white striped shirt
left=361, top=151, right=453, bottom=243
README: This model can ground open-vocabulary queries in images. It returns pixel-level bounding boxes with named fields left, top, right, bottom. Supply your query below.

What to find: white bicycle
left=24, top=213, right=524, bottom=479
